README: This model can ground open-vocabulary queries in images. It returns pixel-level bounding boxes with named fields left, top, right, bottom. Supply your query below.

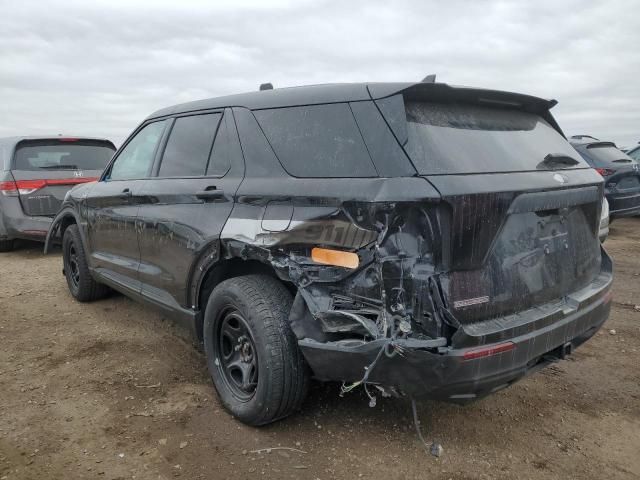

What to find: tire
left=203, top=274, right=309, bottom=426
left=62, top=225, right=109, bottom=302
left=0, top=239, right=14, bottom=252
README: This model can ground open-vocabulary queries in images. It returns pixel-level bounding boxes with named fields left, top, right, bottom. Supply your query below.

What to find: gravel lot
left=1, top=218, right=639, bottom=480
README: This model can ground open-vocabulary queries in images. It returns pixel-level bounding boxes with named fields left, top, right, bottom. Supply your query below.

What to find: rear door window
left=13, top=140, right=115, bottom=171
left=400, top=101, right=588, bottom=175
left=158, top=113, right=222, bottom=177
left=254, top=103, right=377, bottom=177
left=110, top=120, right=167, bottom=180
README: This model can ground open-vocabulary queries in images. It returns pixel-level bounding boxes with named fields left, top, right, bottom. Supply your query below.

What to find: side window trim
left=152, top=110, right=224, bottom=179
left=102, top=119, right=168, bottom=181
left=150, top=117, right=176, bottom=177
left=203, top=113, right=224, bottom=175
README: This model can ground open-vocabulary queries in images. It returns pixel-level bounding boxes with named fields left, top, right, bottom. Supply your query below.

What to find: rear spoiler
left=368, top=82, right=557, bottom=112
left=367, top=82, right=565, bottom=138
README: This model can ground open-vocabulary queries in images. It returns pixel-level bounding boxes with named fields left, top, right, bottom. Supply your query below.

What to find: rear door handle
left=119, top=188, right=132, bottom=199
left=196, top=187, right=225, bottom=200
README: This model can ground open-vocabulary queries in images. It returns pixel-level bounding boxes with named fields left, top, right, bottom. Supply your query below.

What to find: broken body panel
left=46, top=82, right=613, bottom=402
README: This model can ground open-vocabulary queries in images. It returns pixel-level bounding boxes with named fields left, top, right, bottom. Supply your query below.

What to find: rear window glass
left=14, top=141, right=115, bottom=171
left=159, top=113, right=221, bottom=177
left=584, top=144, right=634, bottom=166
left=254, top=104, right=377, bottom=177
left=403, top=102, right=587, bottom=174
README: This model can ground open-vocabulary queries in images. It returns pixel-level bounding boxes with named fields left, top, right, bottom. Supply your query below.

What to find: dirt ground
left=1, top=219, right=639, bottom=480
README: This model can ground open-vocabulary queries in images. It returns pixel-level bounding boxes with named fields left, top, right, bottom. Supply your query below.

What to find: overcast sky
left=1, top=0, right=638, bottom=148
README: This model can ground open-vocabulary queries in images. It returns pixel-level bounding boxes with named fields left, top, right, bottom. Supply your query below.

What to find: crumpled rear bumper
left=299, top=251, right=613, bottom=402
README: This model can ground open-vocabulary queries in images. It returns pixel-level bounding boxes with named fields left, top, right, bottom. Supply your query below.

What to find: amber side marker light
left=462, top=342, right=515, bottom=361
left=311, top=247, right=359, bottom=269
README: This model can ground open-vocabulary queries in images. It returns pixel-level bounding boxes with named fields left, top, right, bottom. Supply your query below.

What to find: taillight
left=462, top=341, right=515, bottom=361
left=0, top=177, right=97, bottom=196
left=0, top=180, right=19, bottom=196
left=595, top=168, right=616, bottom=177
left=12, top=179, right=47, bottom=194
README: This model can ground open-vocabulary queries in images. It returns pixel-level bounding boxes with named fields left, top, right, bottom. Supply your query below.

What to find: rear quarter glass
left=13, top=140, right=115, bottom=171
left=253, top=103, right=378, bottom=178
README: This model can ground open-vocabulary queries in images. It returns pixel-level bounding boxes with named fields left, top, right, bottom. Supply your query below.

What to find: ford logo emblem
left=553, top=173, right=568, bottom=184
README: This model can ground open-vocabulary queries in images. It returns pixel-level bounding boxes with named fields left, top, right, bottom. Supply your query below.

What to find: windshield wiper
left=612, top=159, right=631, bottom=163
left=536, top=153, right=580, bottom=170
left=38, top=164, right=79, bottom=170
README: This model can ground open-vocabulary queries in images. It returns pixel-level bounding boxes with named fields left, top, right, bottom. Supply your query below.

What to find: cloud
left=0, top=0, right=638, bottom=148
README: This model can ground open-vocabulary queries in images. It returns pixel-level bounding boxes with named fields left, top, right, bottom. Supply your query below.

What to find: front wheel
left=203, top=275, right=309, bottom=426
left=62, top=225, right=109, bottom=302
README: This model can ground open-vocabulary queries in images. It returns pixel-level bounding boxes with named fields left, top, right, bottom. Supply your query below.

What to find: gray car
left=0, top=136, right=115, bottom=251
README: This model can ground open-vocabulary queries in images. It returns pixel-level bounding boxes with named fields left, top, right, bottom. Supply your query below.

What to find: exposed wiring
left=340, top=339, right=389, bottom=396
left=411, top=398, right=430, bottom=454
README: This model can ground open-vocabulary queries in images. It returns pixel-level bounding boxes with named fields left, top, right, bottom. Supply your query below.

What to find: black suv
left=569, top=136, right=640, bottom=218
left=46, top=82, right=613, bottom=425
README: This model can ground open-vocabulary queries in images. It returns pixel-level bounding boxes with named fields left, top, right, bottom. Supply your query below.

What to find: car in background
left=626, top=144, right=640, bottom=162
left=569, top=136, right=640, bottom=219
left=0, top=136, right=116, bottom=251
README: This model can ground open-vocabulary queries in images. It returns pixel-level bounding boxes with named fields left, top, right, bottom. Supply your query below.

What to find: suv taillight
left=595, top=168, right=616, bottom=177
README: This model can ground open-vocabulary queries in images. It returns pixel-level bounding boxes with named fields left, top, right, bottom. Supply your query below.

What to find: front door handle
left=196, top=187, right=225, bottom=200
left=119, top=188, right=132, bottom=199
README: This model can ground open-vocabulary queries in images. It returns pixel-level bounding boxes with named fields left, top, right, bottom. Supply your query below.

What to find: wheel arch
left=192, top=252, right=295, bottom=342
left=44, top=209, right=86, bottom=254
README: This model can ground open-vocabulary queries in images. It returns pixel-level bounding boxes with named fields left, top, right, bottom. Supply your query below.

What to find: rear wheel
left=0, top=239, right=14, bottom=252
left=203, top=275, right=309, bottom=426
left=62, top=225, right=109, bottom=302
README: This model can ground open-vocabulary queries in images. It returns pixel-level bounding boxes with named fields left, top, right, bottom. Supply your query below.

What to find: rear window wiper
left=38, top=164, right=79, bottom=170
left=612, top=159, right=632, bottom=163
left=536, top=153, right=580, bottom=170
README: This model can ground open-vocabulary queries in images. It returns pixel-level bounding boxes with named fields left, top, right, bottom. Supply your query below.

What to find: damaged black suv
left=46, top=81, right=613, bottom=425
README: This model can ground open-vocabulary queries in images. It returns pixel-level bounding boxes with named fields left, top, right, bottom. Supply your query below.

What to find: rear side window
left=110, top=120, right=166, bottom=180
left=400, top=101, right=587, bottom=175
left=159, top=113, right=222, bottom=177
left=13, top=141, right=115, bottom=171
left=254, top=104, right=377, bottom=177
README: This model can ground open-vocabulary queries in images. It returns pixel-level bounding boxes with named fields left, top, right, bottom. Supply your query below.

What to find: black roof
left=147, top=82, right=558, bottom=120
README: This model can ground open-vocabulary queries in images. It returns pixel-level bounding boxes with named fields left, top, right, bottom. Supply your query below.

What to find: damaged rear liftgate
left=218, top=168, right=611, bottom=402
